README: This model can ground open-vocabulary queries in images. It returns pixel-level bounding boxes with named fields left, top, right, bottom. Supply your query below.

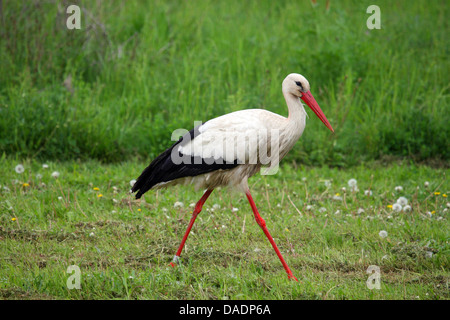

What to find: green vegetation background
left=0, top=0, right=448, bottom=166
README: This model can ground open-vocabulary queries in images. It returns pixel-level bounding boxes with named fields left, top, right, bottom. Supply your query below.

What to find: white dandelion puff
left=394, top=186, right=403, bottom=192
left=403, top=205, right=412, bottom=212
left=424, top=181, right=429, bottom=187
left=397, top=197, right=408, bottom=206
left=324, top=180, right=332, bottom=188
left=364, top=190, right=373, bottom=196
left=357, top=208, right=365, bottom=214
left=392, top=203, right=402, bottom=212
left=319, top=207, right=326, bottom=213
left=189, top=202, right=196, bottom=208
left=425, top=251, right=433, bottom=259
left=232, top=207, right=239, bottom=212
left=15, top=164, right=24, bottom=174
left=306, top=205, right=313, bottom=211
left=36, top=173, right=42, bottom=180
left=332, top=195, right=342, bottom=201
left=51, top=171, right=60, bottom=178
left=58, top=196, right=63, bottom=200
left=42, top=164, right=49, bottom=169
left=348, top=179, right=357, bottom=188
left=129, top=179, right=136, bottom=187
left=213, top=204, right=221, bottom=210
left=379, top=230, right=388, bottom=238
left=173, top=201, right=184, bottom=208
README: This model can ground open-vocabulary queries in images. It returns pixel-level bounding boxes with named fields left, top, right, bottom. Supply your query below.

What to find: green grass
left=0, top=157, right=448, bottom=299
left=0, top=0, right=449, bottom=165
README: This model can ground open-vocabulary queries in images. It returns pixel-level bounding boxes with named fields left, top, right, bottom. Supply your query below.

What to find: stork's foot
left=169, top=255, right=181, bottom=268
left=288, top=274, right=298, bottom=282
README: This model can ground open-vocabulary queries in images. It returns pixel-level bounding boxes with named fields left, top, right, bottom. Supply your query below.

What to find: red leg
left=246, top=191, right=298, bottom=281
left=170, top=189, right=213, bottom=267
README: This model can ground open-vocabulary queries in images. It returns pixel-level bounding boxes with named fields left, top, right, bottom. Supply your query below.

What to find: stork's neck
left=283, top=91, right=307, bottom=126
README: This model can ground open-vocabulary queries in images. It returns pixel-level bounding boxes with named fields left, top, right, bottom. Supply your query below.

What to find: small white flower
left=319, top=207, right=326, bottom=213
left=341, top=187, right=346, bottom=192
left=334, top=210, right=340, bottom=215
left=324, top=180, right=332, bottom=188
left=424, top=181, right=429, bottom=187
left=357, top=208, right=365, bottom=214
left=36, top=174, right=42, bottom=180
left=162, top=207, right=168, bottom=213
left=15, top=164, right=24, bottom=174
left=387, top=215, right=392, bottom=219
left=42, top=164, right=49, bottom=169
left=301, top=177, right=307, bottom=182
left=58, top=196, right=63, bottom=200
left=332, top=195, right=342, bottom=201
left=173, top=201, right=184, bottom=208
left=89, top=232, right=95, bottom=237
left=348, top=179, right=357, bottom=188
left=392, top=203, right=402, bottom=212
left=111, top=210, right=117, bottom=214
left=51, top=171, right=60, bottom=178
left=425, top=251, right=433, bottom=258
left=112, top=199, right=118, bottom=203
left=213, top=204, right=221, bottom=210
left=364, top=190, right=373, bottom=196
left=232, top=207, right=239, bottom=212
left=446, top=202, right=450, bottom=208
left=426, top=211, right=432, bottom=217
left=129, top=179, right=136, bottom=187
left=189, top=202, right=196, bottom=208
left=394, top=186, right=403, bottom=192
left=306, top=205, right=313, bottom=211
left=397, top=197, right=408, bottom=206
left=403, top=205, right=412, bottom=212
left=379, top=230, right=388, bottom=238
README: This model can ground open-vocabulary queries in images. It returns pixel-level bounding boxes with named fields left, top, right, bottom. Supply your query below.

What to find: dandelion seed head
left=357, top=208, right=365, bottom=214
left=392, top=203, right=402, bottom=212
left=403, top=205, right=412, bottom=212
left=424, top=181, right=429, bottom=187
left=379, top=230, right=388, bottom=238
left=364, top=190, right=373, bottom=196
left=319, top=207, right=326, bottom=213
left=397, top=196, right=408, bottom=206
left=174, top=201, right=184, bottom=208
left=15, top=164, right=24, bottom=174
left=130, top=179, right=136, bottom=187
left=348, top=179, right=357, bottom=188
left=42, top=164, right=49, bottom=169
left=232, top=207, right=239, bottom=212
left=51, top=171, right=60, bottom=178
left=394, top=186, right=403, bottom=192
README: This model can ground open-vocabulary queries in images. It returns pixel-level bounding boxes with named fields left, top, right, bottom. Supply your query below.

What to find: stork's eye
left=295, top=81, right=303, bottom=90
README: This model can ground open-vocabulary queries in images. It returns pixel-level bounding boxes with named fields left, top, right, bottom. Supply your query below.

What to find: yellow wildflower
left=335, top=193, right=340, bottom=196
left=138, top=208, right=142, bottom=212
left=387, top=205, right=393, bottom=208
left=97, top=194, right=103, bottom=198
left=443, top=194, right=447, bottom=198
left=22, top=183, right=30, bottom=187
left=431, top=211, right=435, bottom=214
left=434, top=192, right=440, bottom=195
left=11, top=217, right=16, bottom=221
left=93, top=187, right=100, bottom=191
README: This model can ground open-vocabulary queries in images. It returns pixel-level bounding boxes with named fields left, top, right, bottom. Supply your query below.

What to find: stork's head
left=282, top=73, right=334, bottom=132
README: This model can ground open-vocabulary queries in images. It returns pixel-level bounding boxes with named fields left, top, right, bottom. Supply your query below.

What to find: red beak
left=301, top=91, right=334, bottom=132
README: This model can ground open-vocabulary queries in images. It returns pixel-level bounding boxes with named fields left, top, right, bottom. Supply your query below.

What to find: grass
left=0, top=157, right=448, bottom=299
left=0, top=0, right=449, bottom=165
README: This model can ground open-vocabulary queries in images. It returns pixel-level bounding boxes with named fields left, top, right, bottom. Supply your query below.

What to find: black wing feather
left=131, top=125, right=239, bottom=199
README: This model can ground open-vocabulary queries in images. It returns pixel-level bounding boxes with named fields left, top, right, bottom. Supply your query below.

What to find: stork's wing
left=131, top=109, right=276, bottom=199
left=178, top=110, right=271, bottom=165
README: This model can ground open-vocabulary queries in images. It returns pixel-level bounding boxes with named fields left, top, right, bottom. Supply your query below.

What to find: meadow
left=0, top=0, right=449, bottom=300
left=0, top=158, right=448, bottom=299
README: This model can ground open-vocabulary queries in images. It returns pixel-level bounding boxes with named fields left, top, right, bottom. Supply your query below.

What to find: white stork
left=132, top=73, right=334, bottom=281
